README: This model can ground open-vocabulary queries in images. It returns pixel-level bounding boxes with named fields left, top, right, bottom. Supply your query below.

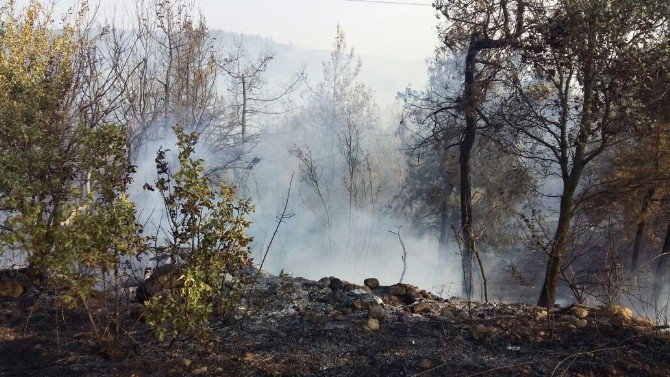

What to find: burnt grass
left=1, top=272, right=669, bottom=376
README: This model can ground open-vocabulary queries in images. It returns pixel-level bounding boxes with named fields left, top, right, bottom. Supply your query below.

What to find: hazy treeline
left=0, top=0, right=669, bottom=328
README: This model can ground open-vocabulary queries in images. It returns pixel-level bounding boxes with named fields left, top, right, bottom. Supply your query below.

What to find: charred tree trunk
left=438, top=169, right=454, bottom=268
left=653, top=220, right=670, bottom=302
left=538, top=49, right=593, bottom=308
left=537, top=185, right=576, bottom=308
left=459, top=43, right=478, bottom=300
left=630, top=188, right=656, bottom=274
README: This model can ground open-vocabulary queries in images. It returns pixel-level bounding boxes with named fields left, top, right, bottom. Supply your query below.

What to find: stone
left=365, top=318, right=380, bottom=331
left=419, top=359, right=433, bottom=370
left=343, top=283, right=357, bottom=291
left=440, top=307, right=454, bottom=319
left=182, top=358, right=192, bottom=367
left=389, top=284, right=422, bottom=304
left=193, top=366, right=208, bottom=375
left=605, top=305, right=633, bottom=322
left=136, top=265, right=181, bottom=303
left=368, top=304, right=387, bottom=321
left=412, top=301, right=430, bottom=314
left=364, top=278, right=380, bottom=289
left=568, top=306, right=589, bottom=319
left=362, top=286, right=373, bottom=294
left=575, top=319, right=588, bottom=328
left=329, top=277, right=344, bottom=290
left=318, top=277, right=331, bottom=286
left=351, top=299, right=370, bottom=311
left=0, top=279, right=23, bottom=300
left=470, top=324, right=487, bottom=340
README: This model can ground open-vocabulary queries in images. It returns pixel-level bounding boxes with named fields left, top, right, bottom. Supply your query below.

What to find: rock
left=418, top=358, right=433, bottom=370
left=351, top=288, right=368, bottom=296
left=568, top=306, right=589, bottom=319
left=368, top=304, right=387, bottom=321
left=575, top=319, right=588, bottom=328
left=0, top=279, right=23, bottom=300
left=470, top=324, right=487, bottom=340
left=97, top=340, right=121, bottom=359
left=536, top=309, right=548, bottom=320
left=440, top=307, right=454, bottom=319
left=411, top=301, right=430, bottom=314
left=318, top=277, right=331, bottom=286
left=344, top=283, right=358, bottom=292
left=389, top=284, right=422, bottom=304
left=193, top=366, right=208, bottom=375
left=182, top=358, right=192, bottom=367
left=365, top=318, right=380, bottom=331
left=333, top=314, right=346, bottom=321
left=364, top=278, right=380, bottom=289
left=605, top=305, right=633, bottom=322
left=361, top=286, right=373, bottom=294
left=329, top=277, right=343, bottom=290
left=136, top=265, right=181, bottom=303
left=351, top=299, right=370, bottom=311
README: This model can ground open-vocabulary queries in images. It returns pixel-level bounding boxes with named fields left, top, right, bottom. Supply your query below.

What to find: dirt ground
left=1, top=272, right=669, bottom=376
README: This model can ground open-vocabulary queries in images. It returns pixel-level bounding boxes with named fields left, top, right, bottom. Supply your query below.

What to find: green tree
left=0, top=1, right=146, bottom=347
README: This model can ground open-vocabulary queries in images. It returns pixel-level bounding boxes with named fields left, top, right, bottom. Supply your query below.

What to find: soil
left=1, top=271, right=669, bottom=376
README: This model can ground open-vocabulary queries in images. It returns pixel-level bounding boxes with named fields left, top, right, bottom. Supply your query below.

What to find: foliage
left=0, top=1, right=147, bottom=345
left=144, top=126, right=253, bottom=341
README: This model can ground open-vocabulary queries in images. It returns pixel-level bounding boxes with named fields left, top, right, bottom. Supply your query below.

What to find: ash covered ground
left=1, top=269, right=669, bottom=376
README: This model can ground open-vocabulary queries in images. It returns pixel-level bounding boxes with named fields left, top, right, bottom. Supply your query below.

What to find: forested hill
left=212, top=31, right=429, bottom=107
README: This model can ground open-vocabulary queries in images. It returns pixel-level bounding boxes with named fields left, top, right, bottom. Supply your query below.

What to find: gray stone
left=364, top=278, right=380, bottom=289
left=368, top=304, right=387, bottom=321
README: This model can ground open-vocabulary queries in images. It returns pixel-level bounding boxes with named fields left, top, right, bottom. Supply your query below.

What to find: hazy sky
left=27, top=0, right=440, bottom=61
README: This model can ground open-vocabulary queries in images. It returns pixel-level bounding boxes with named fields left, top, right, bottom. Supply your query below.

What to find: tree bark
left=459, top=42, right=478, bottom=300
left=438, top=167, right=454, bottom=268
left=537, top=190, right=575, bottom=308
left=653, top=220, right=670, bottom=302
left=630, top=188, right=655, bottom=273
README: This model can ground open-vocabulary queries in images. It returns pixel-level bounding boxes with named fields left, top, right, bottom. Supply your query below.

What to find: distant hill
left=211, top=30, right=430, bottom=107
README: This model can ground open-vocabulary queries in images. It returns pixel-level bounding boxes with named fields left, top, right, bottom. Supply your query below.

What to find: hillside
left=1, top=269, right=669, bottom=376
left=212, top=31, right=429, bottom=107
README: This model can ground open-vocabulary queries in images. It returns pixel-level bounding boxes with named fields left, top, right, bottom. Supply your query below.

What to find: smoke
left=238, top=121, right=463, bottom=296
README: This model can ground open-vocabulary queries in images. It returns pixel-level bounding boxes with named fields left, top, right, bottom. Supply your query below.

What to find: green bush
left=144, top=126, right=254, bottom=341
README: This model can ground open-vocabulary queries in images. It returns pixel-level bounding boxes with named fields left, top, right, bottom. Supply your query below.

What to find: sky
left=22, top=0, right=440, bottom=61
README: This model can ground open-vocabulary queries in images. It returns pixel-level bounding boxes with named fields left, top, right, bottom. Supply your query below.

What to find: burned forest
left=0, top=0, right=669, bottom=376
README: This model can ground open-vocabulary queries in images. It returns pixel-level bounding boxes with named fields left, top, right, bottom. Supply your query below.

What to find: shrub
left=143, top=126, right=253, bottom=341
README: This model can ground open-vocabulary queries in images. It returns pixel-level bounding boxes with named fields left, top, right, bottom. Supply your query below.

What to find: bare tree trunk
left=630, top=187, right=656, bottom=273
left=538, top=194, right=574, bottom=308
left=438, top=195, right=450, bottom=267
left=438, top=160, right=454, bottom=267
left=459, top=43, right=478, bottom=300
left=653, top=221, right=670, bottom=302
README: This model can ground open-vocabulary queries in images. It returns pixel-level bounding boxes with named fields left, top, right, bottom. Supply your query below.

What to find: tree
left=117, top=0, right=224, bottom=160
left=290, top=26, right=382, bottom=255
left=434, top=0, right=529, bottom=300
left=214, top=40, right=303, bottom=186
left=497, top=0, right=670, bottom=307
left=0, top=1, right=145, bottom=347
